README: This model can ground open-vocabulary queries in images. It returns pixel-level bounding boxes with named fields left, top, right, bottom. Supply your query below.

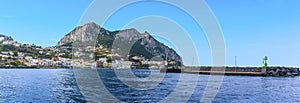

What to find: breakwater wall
left=183, top=66, right=300, bottom=76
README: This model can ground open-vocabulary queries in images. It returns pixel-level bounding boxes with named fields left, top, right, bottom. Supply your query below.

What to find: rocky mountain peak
left=81, top=22, right=102, bottom=30
left=115, top=28, right=140, bottom=39
left=84, top=22, right=99, bottom=27
left=119, top=28, right=140, bottom=35
left=143, top=31, right=151, bottom=39
left=57, top=22, right=102, bottom=46
left=144, top=31, right=150, bottom=35
left=56, top=22, right=183, bottom=65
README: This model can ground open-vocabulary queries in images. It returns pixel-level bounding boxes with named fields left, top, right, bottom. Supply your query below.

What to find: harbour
left=161, top=56, right=299, bottom=77
left=161, top=66, right=300, bottom=76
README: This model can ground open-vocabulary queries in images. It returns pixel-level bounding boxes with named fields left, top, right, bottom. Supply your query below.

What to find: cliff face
left=57, top=22, right=104, bottom=47
left=57, top=22, right=182, bottom=65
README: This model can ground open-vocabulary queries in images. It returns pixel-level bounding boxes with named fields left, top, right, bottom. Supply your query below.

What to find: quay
left=161, top=66, right=300, bottom=76
left=183, top=70, right=264, bottom=76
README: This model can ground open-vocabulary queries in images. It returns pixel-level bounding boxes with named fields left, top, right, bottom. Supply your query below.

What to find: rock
left=56, top=22, right=183, bottom=65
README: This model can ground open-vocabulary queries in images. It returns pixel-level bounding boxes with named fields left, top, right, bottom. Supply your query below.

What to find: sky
left=0, top=0, right=299, bottom=67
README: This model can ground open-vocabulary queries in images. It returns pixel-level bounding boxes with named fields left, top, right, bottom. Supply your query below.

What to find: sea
left=0, top=69, right=299, bottom=103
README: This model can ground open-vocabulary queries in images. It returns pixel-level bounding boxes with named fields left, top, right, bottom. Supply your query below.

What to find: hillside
left=57, top=22, right=183, bottom=65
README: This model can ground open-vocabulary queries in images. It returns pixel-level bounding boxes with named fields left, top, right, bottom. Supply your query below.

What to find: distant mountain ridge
left=57, top=22, right=183, bottom=65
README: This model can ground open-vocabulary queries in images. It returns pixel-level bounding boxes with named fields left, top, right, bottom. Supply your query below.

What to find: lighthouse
left=263, top=56, right=268, bottom=68
left=261, top=56, right=268, bottom=74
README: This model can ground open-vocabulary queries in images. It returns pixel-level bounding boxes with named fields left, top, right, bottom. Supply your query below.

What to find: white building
left=0, top=37, right=5, bottom=42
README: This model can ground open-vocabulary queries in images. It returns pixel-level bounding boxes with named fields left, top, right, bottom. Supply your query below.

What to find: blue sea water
left=0, top=69, right=299, bottom=102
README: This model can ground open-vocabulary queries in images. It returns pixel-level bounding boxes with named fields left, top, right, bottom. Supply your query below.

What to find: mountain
left=57, top=22, right=183, bottom=65
left=0, top=34, right=55, bottom=59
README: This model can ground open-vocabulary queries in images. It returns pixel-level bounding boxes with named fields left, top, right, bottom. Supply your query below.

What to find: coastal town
left=0, top=35, right=71, bottom=68
left=0, top=22, right=183, bottom=69
left=0, top=34, right=175, bottom=69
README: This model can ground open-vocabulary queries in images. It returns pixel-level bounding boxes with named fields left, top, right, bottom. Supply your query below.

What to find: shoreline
left=1, top=66, right=299, bottom=77
left=0, top=66, right=72, bottom=69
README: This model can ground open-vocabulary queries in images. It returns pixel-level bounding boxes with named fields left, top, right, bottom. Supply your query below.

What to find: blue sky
left=0, top=0, right=93, bottom=46
left=207, top=0, right=300, bottom=67
left=0, top=0, right=299, bottom=67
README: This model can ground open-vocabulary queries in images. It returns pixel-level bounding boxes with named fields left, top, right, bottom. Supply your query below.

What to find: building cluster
left=0, top=36, right=21, bottom=47
left=0, top=35, right=72, bottom=68
left=0, top=51, right=71, bottom=68
left=0, top=47, right=172, bottom=69
left=73, top=56, right=168, bottom=69
left=70, top=45, right=170, bottom=69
